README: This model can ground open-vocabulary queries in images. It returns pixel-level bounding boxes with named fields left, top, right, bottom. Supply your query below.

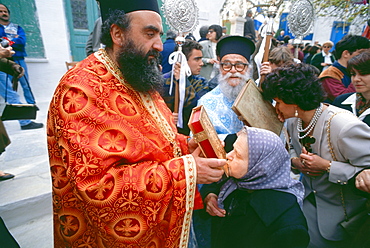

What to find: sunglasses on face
left=323, top=46, right=332, bottom=48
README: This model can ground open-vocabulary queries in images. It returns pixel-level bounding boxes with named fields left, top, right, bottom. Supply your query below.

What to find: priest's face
left=117, top=11, right=164, bottom=92
left=218, top=54, right=251, bottom=100
left=220, top=54, right=249, bottom=86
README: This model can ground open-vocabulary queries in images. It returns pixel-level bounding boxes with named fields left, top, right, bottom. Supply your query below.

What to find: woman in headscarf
left=261, top=63, right=370, bottom=248
left=203, top=126, right=309, bottom=248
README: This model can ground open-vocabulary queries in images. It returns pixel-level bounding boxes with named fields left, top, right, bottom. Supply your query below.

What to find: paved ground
left=0, top=101, right=53, bottom=248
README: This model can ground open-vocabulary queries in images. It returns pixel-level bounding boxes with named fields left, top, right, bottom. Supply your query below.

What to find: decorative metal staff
left=162, top=0, right=199, bottom=128
left=287, top=0, right=315, bottom=58
left=259, top=5, right=277, bottom=86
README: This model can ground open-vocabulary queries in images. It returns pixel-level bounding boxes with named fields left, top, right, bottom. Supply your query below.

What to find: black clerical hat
left=98, top=0, right=160, bottom=22
left=216, top=35, right=256, bottom=61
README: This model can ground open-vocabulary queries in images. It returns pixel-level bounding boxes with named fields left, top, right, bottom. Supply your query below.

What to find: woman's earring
left=295, top=109, right=298, bottom=117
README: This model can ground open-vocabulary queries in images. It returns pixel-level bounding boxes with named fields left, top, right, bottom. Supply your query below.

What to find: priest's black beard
left=118, top=39, right=163, bottom=93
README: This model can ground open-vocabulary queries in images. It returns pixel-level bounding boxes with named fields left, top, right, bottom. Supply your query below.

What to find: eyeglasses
left=208, top=30, right=214, bottom=33
left=220, top=62, right=249, bottom=72
left=323, top=46, right=332, bottom=48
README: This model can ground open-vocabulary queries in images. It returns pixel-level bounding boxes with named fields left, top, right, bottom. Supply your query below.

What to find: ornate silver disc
left=287, top=0, right=315, bottom=38
left=162, top=0, right=199, bottom=33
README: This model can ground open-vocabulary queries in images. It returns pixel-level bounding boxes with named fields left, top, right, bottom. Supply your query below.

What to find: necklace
left=297, top=104, right=323, bottom=139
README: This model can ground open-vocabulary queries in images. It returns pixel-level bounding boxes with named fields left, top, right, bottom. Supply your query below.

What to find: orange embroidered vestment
left=47, top=49, right=197, bottom=248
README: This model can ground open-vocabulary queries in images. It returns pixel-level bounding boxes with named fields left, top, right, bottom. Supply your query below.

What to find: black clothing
left=333, top=93, right=370, bottom=127
left=212, top=189, right=309, bottom=248
left=243, top=16, right=256, bottom=42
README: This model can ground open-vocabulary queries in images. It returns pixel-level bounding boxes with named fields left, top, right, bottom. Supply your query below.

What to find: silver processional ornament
left=162, top=0, right=199, bottom=129
left=161, top=0, right=199, bottom=35
left=287, top=0, right=315, bottom=43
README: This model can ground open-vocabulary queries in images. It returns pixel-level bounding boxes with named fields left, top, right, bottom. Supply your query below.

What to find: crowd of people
left=1, top=0, right=370, bottom=247
left=47, top=0, right=370, bottom=247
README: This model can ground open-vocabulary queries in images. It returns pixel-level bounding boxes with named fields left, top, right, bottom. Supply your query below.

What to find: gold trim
left=179, top=155, right=197, bottom=247
left=193, top=131, right=207, bottom=142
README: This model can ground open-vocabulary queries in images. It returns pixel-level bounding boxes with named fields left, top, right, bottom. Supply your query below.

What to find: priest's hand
left=205, top=193, right=226, bottom=217
left=192, top=147, right=226, bottom=184
left=188, top=138, right=198, bottom=153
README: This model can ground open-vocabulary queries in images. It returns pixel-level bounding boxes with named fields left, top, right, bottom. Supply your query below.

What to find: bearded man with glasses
left=196, top=35, right=255, bottom=153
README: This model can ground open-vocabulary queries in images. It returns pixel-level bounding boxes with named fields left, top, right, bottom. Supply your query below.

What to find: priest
left=197, top=35, right=255, bottom=152
left=47, top=0, right=226, bottom=247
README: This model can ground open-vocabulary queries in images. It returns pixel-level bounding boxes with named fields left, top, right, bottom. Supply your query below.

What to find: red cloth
left=321, top=77, right=355, bottom=102
left=319, top=65, right=355, bottom=102
left=362, top=25, right=370, bottom=39
left=47, top=51, right=200, bottom=247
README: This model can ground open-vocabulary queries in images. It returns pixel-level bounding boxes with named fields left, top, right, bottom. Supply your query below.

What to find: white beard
left=218, top=71, right=252, bottom=101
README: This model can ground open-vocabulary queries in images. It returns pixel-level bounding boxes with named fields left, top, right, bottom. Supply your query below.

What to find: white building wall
left=25, top=0, right=70, bottom=104
left=311, top=17, right=336, bottom=44
left=193, top=0, right=225, bottom=40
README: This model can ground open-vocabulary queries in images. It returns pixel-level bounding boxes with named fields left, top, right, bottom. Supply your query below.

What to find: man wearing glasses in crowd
left=197, top=35, right=255, bottom=152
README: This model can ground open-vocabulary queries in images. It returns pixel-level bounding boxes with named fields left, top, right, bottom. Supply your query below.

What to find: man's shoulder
left=199, top=40, right=210, bottom=46
left=163, top=71, right=172, bottom=79
left=202, top=87, right=220, bottom=96
left=319, top=65, right=343, bottom=81
left=191, top=74, right=207, bottom=82
left=9, top=22, right=21, bottom=30
left=311, top=53, right=323, bottom=60
left=198, top=87, right=221, bottom=102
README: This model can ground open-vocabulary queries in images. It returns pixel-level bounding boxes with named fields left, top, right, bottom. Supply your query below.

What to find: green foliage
left=311, top=0, right=368, bottom=23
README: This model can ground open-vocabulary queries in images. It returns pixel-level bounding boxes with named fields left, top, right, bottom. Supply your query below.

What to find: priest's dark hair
left=100, top=10, right=131, bottom=49
left=261, top=63, right=326, bottom=111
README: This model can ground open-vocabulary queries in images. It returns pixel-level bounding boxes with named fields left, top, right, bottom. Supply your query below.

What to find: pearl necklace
left=297, top=104, right=323, bottom=139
